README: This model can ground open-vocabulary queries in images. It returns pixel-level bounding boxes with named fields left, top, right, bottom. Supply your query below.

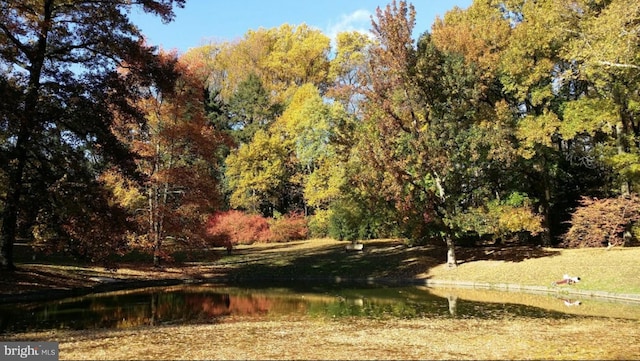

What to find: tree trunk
left=153, top=236, right=162, bottom=267
left=616, top=123, right=631, bottom=196
left=151, top=183, right=163, bottom=268
left=539, top=198, right=552, bottom=246
left=0, top=1, right=52, bottom=271
left=444, top=234, right=457, bottom=268
left=0, top=127, right=28, bottom=271
left=616, top=120, right=632, bottom=245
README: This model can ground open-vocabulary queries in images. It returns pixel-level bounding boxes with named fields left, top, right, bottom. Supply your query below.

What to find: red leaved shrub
left=562, top=194, right=640, bottom=248
left=268, top=212, right=309, bottom=242
left=207, top=210, right=270, bottom=246
left=207, top=211, right=309, bottom=246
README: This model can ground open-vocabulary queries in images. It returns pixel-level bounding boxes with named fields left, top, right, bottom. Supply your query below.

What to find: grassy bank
left=3, top=238, right=640, bottom=298
left=424, top=245, right=640, bottom=296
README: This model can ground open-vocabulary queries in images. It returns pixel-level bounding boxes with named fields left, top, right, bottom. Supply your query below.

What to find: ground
left=3, top=238, right=639, bottom=297
left=6, top=316, right=640, bottom=360
left=2, top=239, right=640, bottom=360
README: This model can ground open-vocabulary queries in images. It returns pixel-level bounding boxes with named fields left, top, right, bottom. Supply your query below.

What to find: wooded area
left=1, top=0, right=639, bottom=271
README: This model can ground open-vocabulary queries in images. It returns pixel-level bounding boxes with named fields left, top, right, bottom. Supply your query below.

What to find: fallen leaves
left=7, top=316, right=640, bottom=360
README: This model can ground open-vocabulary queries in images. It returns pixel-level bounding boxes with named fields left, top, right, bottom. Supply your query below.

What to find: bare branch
left=596, top=61, right=640, bottom=70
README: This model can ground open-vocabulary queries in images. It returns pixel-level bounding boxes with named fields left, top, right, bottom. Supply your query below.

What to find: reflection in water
left=447, top=295, right=458, bottom=317
left=1, top=284, right=637, bottom=334
left=560, top=298, right=582, bottom=307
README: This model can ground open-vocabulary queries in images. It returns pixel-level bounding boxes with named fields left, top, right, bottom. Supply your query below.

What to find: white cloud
left=325, top=9, right=373, bottom=43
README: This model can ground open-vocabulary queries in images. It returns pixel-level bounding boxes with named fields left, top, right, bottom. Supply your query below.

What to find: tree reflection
left=2, top=285, right=629, bottom=334
left=447, top=295, right=458, bottom=317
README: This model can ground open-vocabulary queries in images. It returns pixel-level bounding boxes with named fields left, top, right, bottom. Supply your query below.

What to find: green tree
left=360, top=1, right=540, bottom=266
left=226, top=73, right=281, bottom=145
left=489, top=0, right=638, bottom=244
left=561, top=0, right=640, bottom=195
left=0, top=0, right=186, bottom=270
left=493, top=0, right=574, bottom=245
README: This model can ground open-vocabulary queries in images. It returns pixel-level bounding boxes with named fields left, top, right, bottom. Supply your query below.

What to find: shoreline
left=3, top=239, right=639, bottom=305
left=3, top=272, right=640, bottom=305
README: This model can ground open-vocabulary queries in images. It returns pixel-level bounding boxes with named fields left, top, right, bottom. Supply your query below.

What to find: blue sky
left=131, top=0, right=473, bottom=54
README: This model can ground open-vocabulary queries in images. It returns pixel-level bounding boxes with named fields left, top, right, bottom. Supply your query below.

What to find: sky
left=131, top=0, right=473, bottom=54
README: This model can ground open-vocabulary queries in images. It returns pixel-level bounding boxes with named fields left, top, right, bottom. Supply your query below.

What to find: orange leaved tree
left=109, top=51, right=229, bottom=266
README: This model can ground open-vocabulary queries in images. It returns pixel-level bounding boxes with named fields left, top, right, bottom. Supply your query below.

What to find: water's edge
left=2, top=275, right=639, bottom=305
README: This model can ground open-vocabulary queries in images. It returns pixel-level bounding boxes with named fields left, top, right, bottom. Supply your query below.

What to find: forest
left=1, top=0, right=639, bottom=271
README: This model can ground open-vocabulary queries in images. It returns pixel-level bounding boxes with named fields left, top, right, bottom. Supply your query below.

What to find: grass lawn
left=3, top=238, right=640, bottom=298
left=424, top=245, right=640, bottom=296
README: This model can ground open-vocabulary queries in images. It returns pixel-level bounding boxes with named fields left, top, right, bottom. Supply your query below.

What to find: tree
left=209, top=24, right=331, bottom=104
left=361, top=1, right=466, bottom=264
left=110, top=51, right=228, bottom=266
left=225, top=73, right=281, bottom=145
left=360, top=1, right=540, bottom=266
left=224, top=129, right=293, bottom=215
left=0, top=0, right=185, bottom=271
left=494, top=0, right=574, bottom=245
left=261, top=24, right=332, bottom=100
left=327, top=31, right=373, bottom=115
left=489, top=0, right=639, bottom=244
left=278, top=84, right=348, bottom=214
left=561, top=0, right=640, bottom=195
left=563, top=194, right=640, bottom=247
left=431, top=0, right=510, bottom=84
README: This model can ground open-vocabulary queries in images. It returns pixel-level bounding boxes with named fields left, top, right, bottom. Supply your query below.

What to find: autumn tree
left=279, top=84, right=349, bottom=215
left=491, top=0, right=575, bottom=245
left=209, top=24, right=331, bottom=104
left=486, top=0, right=638, bottom=244
left=561, top=0, right=640, bottom=195
left=224, top=129, right=294, bottom=216
left=109, top=51, right=228, bottom=266
left=260, top=24, right=332, bottom=100
left=0, top=0, right=186, bottom=270
left=327, top=31, right=373, bottom=115
left=563, top=195, right=640, bottom=248
left=359, top=1, right=542, bottom=266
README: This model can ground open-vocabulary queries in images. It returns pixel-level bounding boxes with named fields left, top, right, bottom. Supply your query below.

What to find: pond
left=1, top=283, right=639, bottom=334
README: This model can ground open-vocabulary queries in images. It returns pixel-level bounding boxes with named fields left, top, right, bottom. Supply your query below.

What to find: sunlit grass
left=426, top=246, right=640, bottom=295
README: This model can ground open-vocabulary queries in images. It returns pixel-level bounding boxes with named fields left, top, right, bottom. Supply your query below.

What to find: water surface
left=1, top=283, right=638, bottom=334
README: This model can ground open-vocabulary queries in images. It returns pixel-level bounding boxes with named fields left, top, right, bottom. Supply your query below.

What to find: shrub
left=327, top=202, right=359, bottom=241
left=207, top=210, right=270, bottom=246
left=327, top=201, right=379, bottom=242
left=268, top=212, right=309, bottom=242
left=562, top=194, right=640, bottom=247
left=308, top=209, right=332, bottom=238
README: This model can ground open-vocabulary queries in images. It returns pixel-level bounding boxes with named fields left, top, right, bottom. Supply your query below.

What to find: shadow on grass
left=208, top=240, right=563, bottom=287
left=455, top=244, right=561, bottom=265
left=213, top=240, right=424, bottom=281
left=4, top=240, right=563, bottom=298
